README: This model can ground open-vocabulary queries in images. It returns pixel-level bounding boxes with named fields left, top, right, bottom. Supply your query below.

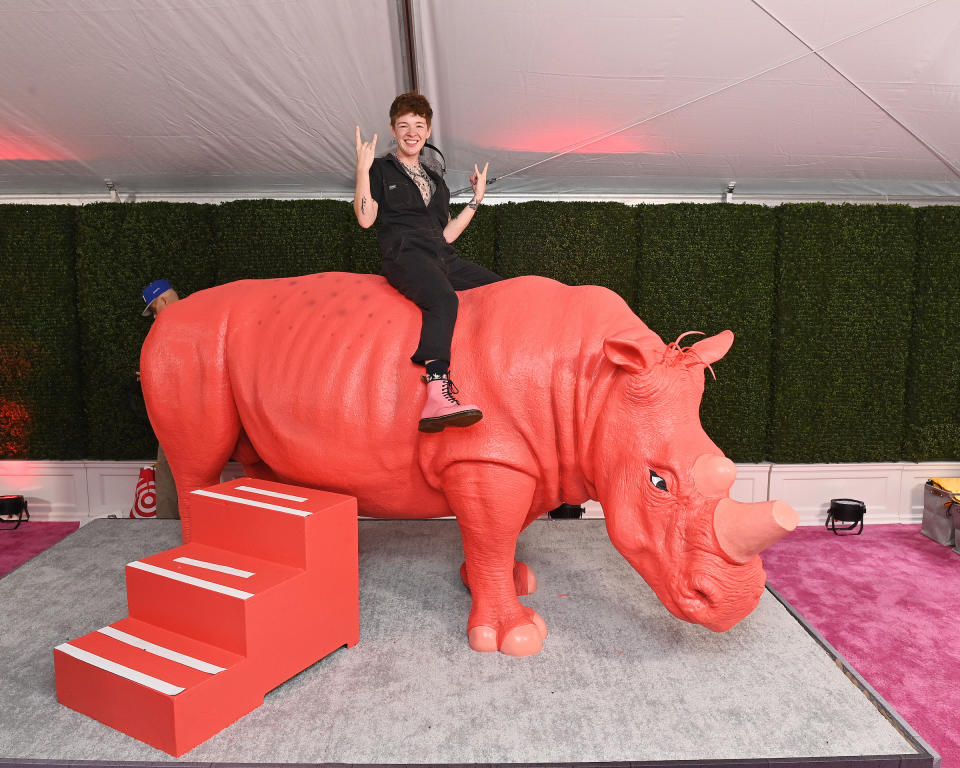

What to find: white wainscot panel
left=582, top=500, right=603, bottom=519
left=4, top=461, right=951, bottom=525
left=769, top=463, right=904, bottom=525
left=87, top=461, right=247, bottom=521
left=898, top=462, right=960, bottom=525
left=86, top=461, right=150, bottom=520
left=0, top=461, right=88, bottom=522
left=730, top=464, right=771, bottom=504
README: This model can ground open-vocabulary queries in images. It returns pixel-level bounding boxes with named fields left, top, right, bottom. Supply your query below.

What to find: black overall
left=369, top=153, right=501, bottom=365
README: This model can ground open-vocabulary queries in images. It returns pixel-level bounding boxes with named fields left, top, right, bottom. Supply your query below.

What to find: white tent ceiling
left=2, top=0, right=959, bottom=203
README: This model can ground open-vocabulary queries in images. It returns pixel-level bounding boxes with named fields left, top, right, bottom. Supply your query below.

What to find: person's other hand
left=470, top=162, right=489, bottom=203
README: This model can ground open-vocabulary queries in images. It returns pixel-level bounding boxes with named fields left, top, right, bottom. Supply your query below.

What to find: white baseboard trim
left=2, top=460, right=957, bottom=525
left=0, top=460, right=247, bottom=525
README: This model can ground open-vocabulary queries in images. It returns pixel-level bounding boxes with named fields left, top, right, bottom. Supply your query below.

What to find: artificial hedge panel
left=76, top=202, right=218, bottom=459
left=0, top=205, right=82, bottom=458
left=6, top=198, right=960, bottom=465
left=347, top=213, right=383, bottom=276
left=494, top=201, right=637, bottom=300
left=214, top=199, right=355, bottom=283
left=770, top=203, right=916, bottom=463
left=449, top=202, right=497, bottom=273
left=636, top=203, right=777, bottom=462
left=904, top=207, right=960, bottom=460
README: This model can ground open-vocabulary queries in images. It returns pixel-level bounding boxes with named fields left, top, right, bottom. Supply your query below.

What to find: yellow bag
left=929, top=477, right=960, bottom=494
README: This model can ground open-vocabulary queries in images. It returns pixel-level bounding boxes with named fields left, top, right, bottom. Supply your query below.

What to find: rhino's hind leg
left=442, top=462, right=547, bottom=657
left=144, top=333, right=242, bottom=544
left=460, top=560, right=538, bottom=596
left=233, top=430, right=282, bottom=483
left=162, top=412, right=241, bottom=543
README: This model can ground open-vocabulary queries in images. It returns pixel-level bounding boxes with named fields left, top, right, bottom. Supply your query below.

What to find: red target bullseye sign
left=130, top=466, right=157, bottom=518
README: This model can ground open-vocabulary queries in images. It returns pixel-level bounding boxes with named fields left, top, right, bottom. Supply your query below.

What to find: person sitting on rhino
left=353, top=92, right=501, bottom=433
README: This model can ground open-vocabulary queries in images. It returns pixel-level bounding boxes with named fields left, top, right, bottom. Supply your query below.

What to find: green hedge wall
left=450, top=202, right=497, bottom=273
left=495, top=201, right=637, bottom=299
left=76, top=202, right=218, bottom=459
left=1, top=198, right=958, bottom=464
left=905, top=207, right=960, bottom=460
left=637, top=204, right=778, bottom=462
left=214, top=199, right=355, bottom=282
left=770, top=203, right=917, bottom=463
left=0, top=205, right=81, bottom=458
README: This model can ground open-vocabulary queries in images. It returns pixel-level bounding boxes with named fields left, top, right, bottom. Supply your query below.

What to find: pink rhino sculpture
left=141, top=273, right=798, bottom=657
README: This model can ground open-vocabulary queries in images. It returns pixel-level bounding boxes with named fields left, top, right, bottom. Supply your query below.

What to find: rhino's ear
left=603, top=336, right=663, bottom=374
left=689, top=330, right=734, bottom=366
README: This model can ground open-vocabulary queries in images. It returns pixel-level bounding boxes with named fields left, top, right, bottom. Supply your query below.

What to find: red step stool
left=54, top=478, right=358, bottom=756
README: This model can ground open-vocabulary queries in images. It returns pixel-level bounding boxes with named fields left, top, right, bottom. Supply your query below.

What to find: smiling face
left=390, top=112, right=432, bottom=163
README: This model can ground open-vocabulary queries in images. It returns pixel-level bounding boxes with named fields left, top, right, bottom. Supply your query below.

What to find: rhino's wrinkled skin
left=141, top=273, right=797, bottom=656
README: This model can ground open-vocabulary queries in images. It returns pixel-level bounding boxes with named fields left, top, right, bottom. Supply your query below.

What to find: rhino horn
left=693, top=453, right=737, bottom=497
left=714, top=497, right=798, bottom=563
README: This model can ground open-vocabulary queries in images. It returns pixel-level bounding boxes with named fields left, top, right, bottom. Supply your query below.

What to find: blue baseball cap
left=141, top=279, right=172, bottom=316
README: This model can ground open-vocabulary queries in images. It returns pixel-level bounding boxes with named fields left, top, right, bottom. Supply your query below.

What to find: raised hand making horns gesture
left=355, top=126, right=378, bottom=176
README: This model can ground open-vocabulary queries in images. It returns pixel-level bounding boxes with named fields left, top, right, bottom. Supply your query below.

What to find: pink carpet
left=763, top=523, right=959, bottom=768
left=0, top=520, right=80, bottom=578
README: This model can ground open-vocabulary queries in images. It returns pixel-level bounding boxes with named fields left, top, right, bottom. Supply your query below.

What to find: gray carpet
left=0, top=518, right=916, bottom=764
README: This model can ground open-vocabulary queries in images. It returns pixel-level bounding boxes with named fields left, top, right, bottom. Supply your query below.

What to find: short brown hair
left=389, top=92, right=433, bottom=127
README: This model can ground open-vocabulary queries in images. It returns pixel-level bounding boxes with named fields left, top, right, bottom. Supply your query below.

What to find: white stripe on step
left=173, top=556, right=254, bottom=579
left=190, top=489, right=311, bottom=517
left=56, top=643, right=185, bottom=696
left=234, top=485, right=308, bottom=502
left=127, top=561, right=254, bottom=600
left=97, top=626, right=227, bottom=674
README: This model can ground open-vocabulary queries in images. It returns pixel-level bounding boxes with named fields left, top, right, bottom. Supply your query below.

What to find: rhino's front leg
left=441, top=462, right=548, bottom=656
left=460, top=560, right=538, bottom=596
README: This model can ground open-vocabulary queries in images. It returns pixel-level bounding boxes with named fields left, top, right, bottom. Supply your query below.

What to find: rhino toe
left=468, top=625, right=498, bottom=652
left=500, top=623, right=544, bottom=657
left=467, top=609, right=548, bottom=656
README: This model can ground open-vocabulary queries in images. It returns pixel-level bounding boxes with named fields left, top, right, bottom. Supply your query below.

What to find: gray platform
left=0, top=518, right=936, bottom=767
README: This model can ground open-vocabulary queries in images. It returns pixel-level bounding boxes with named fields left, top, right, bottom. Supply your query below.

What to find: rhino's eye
left=649, top=469, right=668, bottom=492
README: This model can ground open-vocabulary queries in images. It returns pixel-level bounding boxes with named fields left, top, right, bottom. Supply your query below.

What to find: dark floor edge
left=764, top=583, right=941, bottom=768
left=0, top=755, right=934, bottom=768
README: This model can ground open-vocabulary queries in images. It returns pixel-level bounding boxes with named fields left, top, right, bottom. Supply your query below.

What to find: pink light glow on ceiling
left=487, top=123, right=659, bottom=155
left=0, top=136, right=71, bottom=162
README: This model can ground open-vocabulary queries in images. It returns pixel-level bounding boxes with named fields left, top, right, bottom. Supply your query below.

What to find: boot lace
left=441, top=377, right=462, bottom=405
left=424, top=371, right=463, bottom=405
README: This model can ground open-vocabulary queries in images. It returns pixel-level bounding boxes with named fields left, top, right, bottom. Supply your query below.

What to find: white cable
left=751, top=0, right=960, bottom=182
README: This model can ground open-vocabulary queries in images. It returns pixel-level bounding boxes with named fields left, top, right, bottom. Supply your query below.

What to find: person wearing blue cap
left=140, top=279, right=180, bottom=518
left=141, top=278, right=179, bottom=318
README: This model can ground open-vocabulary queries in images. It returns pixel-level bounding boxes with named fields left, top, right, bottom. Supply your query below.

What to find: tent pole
left=397, top=0, right=419, bottom=93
